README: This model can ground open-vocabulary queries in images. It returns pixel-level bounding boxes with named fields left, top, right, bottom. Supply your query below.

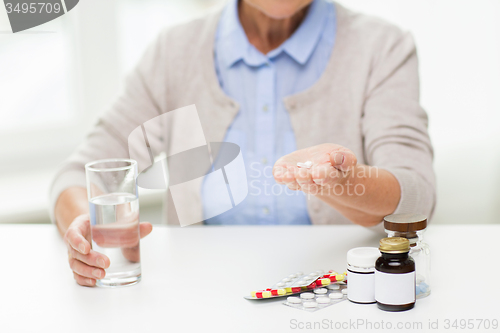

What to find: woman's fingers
left=285, top=180, right=301, bottom=191
left=65, top=228, right=90, bottom=254
left=65, top=214, right=153, bottom=287
left=122, top=245, right=140, bottom=263
left=73, top=272, right=96, bottom=287
left=330, top=150, right=357, bottom=172
left=273, top=165, right=286, bottom=184
left=308, top=149, right=357, bottom=187
left=295, top=167, right=314, bottom=185
left=64, top=215, right=91, bottom=255
left=276, top=160, right=328, bottom=190
left=299, top=182, right=321, bottom=195
left=91, top=217, right=151, bottom=248
left=311, top=164, right=343, bottom=187
left=92, top=221, right=140, bottom=248
left=67, top=222, right=151, bottom=287
left=92, top=221, right=152, bottom=248
left=280, top=167, right=299, bottom=190
left=139, top=222, right=153, bottom=239
left=65, top=214, right=99, bottom=287
left=274, top=164, right=298, bottom=184
left=68, top=254, right=105, bottom=280
left=69, top=247, right=110, bottom=269
left=273, top=145, right=358, bottom=196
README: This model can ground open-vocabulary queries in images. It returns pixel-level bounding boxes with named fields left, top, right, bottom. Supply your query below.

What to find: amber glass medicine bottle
left=375, top=237, right=415, bottom=312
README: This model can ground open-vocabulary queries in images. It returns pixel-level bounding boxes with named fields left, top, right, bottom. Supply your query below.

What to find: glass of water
left=85, top=159, right=141, bottom=287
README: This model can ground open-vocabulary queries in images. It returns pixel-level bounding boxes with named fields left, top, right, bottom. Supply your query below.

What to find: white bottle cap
left=347, top=247, right=380, bottom=269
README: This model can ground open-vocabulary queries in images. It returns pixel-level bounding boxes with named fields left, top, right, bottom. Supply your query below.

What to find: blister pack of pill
left=245, top=271, right=320, bottom=300
left=271, top=271, right=317, bottom=289
left=283, top=284, right=348, bottom=312
left=245, top=270, right=346, bottom=300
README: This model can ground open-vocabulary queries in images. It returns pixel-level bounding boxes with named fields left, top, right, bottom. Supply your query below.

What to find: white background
left=0, top=0, right=499, bottom=224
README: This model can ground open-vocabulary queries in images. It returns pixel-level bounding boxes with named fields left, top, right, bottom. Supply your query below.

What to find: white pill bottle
left=346, top=247, right=380, bottom=304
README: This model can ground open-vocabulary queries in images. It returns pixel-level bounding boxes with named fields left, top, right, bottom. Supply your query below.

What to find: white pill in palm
left=287, top=297, right=302, bottom=304
left=316, top=297, right=331, bottom=304
left=300, top=293, right=315, bottom=299
left=313, top=288, right=328, bottom=294
left=326, top=284, right=340, bottom=290
left=329, top=292, right=343, bottom=299
left=297, top=161, right=313, bottom=169
left=303, top=302, right=318, bottom=308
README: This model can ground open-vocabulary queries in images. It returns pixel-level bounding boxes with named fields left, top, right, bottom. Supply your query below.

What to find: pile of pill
left=416, top=282, right=430, bottom=296
left=284, top=285, right=348, bottom=312
left=246, top=270, right=346, bottom=300
left=297, top=161, right=313, bottom=169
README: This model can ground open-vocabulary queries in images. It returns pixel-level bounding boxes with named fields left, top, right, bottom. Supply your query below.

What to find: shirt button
left=262, top=105, right=268, bottom=112
left=261, top=157, right=268, bottom=165
left=263, top=207, right=270, bottom=215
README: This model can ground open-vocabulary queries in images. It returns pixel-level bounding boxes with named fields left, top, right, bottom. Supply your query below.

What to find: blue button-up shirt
left=202, top=0, right=336, bottom=225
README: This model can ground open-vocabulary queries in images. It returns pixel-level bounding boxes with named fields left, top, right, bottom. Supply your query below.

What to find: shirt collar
left=216, top=0, right=330, bottom=68
left=216, top=0, right=254, bottom=68
left=276, top=0, right=329, bottom=65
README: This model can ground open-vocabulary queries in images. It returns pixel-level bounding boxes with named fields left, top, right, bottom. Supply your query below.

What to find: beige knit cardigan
left=49, top=2, right=436, bottom=226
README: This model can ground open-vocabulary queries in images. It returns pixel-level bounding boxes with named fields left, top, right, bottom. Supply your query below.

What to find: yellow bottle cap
left=379, top=237, right=410, bottom=254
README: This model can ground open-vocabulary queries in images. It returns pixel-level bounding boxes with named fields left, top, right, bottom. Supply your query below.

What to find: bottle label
left=375, top=270, right=415, bottom=305
left=347, top=270, right=375, bottom=303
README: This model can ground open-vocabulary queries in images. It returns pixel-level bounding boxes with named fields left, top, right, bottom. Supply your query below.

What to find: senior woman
left=52, top=0, right=435, bottom=286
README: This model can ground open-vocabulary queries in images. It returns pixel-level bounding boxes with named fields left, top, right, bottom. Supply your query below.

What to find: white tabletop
left=1, top=224, right=499, bottom=333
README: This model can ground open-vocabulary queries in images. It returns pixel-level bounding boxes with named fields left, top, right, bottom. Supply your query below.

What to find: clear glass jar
left=384, top=214, right=431, bottom=299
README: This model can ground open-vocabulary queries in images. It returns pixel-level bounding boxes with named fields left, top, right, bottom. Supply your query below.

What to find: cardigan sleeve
left=361, top=31, right=436, bottom=220
left=48, top=31, right=168, bottom=224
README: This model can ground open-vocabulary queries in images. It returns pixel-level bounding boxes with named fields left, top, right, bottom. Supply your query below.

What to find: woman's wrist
left=313, top=164, right=400, bottom=217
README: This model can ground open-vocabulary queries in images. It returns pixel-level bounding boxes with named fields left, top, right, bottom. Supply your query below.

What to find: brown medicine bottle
left=375, top=237, right=415, bottom=312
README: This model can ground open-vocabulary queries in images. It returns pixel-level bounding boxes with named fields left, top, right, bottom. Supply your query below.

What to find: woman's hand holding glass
left=64, top=214, right=152, bottom=287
